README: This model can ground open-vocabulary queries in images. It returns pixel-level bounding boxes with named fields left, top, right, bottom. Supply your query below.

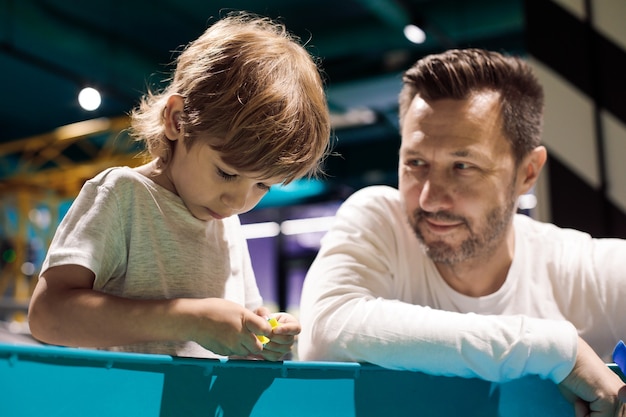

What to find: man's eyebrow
left=401, top=148, right=475, bottom=157
left=451, top=149, right=471, bottom=157
left=399, top=148, right=422, bottom=157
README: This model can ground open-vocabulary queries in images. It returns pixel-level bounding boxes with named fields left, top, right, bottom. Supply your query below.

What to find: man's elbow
left=298, top=320, right=345, bottom=362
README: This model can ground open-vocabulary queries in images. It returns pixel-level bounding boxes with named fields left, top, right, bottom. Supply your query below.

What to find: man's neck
left=434, top=228, right=515, bottom=297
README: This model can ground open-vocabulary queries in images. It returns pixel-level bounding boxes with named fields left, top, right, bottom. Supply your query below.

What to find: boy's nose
left=222, top=188, right=249, bottom=211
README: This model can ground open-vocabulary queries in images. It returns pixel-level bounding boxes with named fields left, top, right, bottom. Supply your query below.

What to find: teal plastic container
left=0, top=342, right=581, bottom=416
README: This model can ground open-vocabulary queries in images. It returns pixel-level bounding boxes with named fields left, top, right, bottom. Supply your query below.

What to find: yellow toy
left=257, top=317, right=280, bottom=345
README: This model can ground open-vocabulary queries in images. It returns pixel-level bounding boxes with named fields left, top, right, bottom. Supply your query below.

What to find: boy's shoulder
left=88, top=166, right=148, bottom=189
left=80, top=167, right=158, bottom=203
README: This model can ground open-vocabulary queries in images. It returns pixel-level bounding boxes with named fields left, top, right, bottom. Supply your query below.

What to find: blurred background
left=0, top=0, right=625, bottom=338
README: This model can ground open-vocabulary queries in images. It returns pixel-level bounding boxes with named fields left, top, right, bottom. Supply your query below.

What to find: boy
left=28, top=12, right=330, bottom=361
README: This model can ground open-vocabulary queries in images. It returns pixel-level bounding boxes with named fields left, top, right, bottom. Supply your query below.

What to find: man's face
left=398, top=91, right=521, bottom=265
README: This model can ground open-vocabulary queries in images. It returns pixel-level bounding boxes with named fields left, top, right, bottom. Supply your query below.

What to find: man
left=299, top=48, right=626, bottom=415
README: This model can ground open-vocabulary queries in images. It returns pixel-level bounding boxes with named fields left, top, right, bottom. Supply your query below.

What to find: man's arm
left=300, top=273, right=577, bottom=382
left=301, top=256, right=626, bottom=414
left=558, top=337, right=626, bottom=417
left=298, top=188, right=577, bottom=382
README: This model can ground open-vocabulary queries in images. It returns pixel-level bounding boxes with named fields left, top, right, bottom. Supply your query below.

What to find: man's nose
left=419, top=176, right=452, bottom=213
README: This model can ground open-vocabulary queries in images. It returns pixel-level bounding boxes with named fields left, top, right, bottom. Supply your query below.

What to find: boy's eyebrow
left=215, top=157, right=276, bottom=182
left=219, top=163, right=279, bottom=183
left=244, top=170, right=284, bottom=184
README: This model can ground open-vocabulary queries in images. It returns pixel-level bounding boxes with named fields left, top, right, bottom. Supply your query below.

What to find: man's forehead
left=401, top=95, right=513, bottom=161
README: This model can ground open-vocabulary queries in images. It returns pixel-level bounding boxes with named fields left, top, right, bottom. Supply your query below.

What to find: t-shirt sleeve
left=41, top=179, right=127, bottom=284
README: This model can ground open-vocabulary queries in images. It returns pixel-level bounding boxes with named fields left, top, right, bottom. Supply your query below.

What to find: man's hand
left=558, top=337, right=626, bottom=417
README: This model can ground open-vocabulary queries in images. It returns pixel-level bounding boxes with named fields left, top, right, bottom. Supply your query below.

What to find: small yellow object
left=257, top=317, right=280, bottom=345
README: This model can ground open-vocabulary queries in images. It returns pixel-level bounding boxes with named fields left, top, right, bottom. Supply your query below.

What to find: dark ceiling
left=0, top=0, right=525, bottom=192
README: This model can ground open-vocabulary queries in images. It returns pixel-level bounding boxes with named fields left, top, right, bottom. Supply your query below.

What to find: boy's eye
left=257, top=183, right=271, bottom=192
left=217, top=168, right=237, bottom=181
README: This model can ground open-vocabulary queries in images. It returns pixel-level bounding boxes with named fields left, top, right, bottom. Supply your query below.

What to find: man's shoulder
left=335, top=185, right=404, bottom=228
left=513, top=214, right=596, bottom=251
left=346, top=185, right=400, bottom=205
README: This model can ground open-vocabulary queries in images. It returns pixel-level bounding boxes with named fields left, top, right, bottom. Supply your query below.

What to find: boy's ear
left=163, top=94, right=185, bottom=140
left=518, top=145, right=547, bottom=195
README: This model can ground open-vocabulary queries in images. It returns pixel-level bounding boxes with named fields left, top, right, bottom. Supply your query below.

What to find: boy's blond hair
left=130, top=12, right=331, bottom=183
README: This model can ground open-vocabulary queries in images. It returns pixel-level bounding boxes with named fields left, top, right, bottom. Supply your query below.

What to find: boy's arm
left=28, top=264, right=272, bottom=357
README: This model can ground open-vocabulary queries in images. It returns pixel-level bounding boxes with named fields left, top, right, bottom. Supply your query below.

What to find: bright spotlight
left=78, top=87, right=102, bottom=111
left=403, top=24, right=426, bottom=44
left=518, top=194, right=538, bottom=210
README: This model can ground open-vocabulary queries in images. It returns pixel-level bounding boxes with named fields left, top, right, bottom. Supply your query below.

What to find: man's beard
left=409, top=198, right=516, bottom=265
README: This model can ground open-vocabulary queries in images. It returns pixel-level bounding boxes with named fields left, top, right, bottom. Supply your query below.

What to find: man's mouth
left=416, top=211, right=466, bottom=235
left=422, top=218, right=462, bottom=233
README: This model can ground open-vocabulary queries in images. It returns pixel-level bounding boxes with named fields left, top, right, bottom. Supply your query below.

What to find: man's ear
left=163, top=94, right=185, bottom=140
left=518, top=145, right=547, bottom=194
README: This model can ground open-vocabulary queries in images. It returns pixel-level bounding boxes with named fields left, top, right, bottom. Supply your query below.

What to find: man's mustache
left=414, top=209, right=467, bottom=225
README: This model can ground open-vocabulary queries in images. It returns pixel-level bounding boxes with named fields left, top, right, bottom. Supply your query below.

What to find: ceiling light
left=78, top=87, right=102, bottom=111
left=518, top=194, right=537, bottom=210
left=404, top=24, right=426, bottom=44
left=281, top=216, right=335, bottom=235
left=241, top=222, right=280, bottom=239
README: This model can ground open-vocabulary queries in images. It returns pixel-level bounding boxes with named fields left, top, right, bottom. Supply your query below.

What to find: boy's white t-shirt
left=41, top=166, right=262, bottom=358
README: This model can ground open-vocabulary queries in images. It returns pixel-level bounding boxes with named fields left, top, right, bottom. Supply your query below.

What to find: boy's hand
left=253, top=311, right=301, bottom=361
left=185, top=298, right=269, bottom=357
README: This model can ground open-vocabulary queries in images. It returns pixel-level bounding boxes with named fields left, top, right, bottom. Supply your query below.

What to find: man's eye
left=455, top=162, right=472, bottom=170
left=408, top=159, right=426, bottom=167
left=217, top=168, right=237, bottom=181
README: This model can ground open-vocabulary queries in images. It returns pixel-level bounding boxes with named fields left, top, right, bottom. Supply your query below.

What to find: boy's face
left=165, top=140, right=283, bottom=221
